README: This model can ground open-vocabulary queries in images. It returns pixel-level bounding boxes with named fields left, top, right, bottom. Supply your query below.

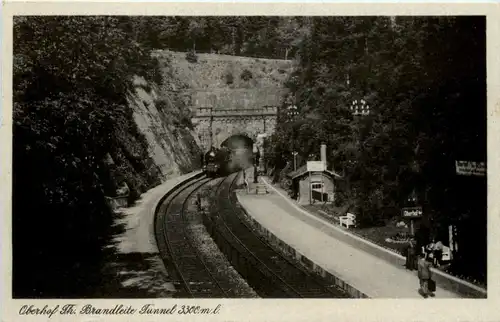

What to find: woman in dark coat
left=405, top=239, right=417, bottom=270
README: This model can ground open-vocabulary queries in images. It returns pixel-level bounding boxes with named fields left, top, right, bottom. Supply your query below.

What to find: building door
left=311, top=182, right=325, bottom=202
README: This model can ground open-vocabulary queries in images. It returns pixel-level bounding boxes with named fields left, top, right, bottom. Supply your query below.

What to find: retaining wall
left=236, top=193, right=369, bottom=299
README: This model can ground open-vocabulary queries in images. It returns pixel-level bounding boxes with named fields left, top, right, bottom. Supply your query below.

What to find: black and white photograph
left=3, top=4, right=497, bottom=320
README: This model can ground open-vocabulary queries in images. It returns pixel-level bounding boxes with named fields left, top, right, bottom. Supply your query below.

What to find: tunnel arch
left=193, top=106, right=278, bottom=152
left=220, top=134, right=254, bottom=150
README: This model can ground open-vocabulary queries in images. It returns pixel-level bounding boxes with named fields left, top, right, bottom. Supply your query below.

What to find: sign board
left=455, top=161, right=486, bottom=176
left=402, top=207, right=423, bottom=218
left=307, top=161, right=326, bottom=172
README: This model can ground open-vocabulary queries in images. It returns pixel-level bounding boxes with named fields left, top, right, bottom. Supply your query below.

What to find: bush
left=225, top=72, right=234, bottom=85
left=240, top=69, right=253, bottom=81
left=186, top=51, right=198, bottom=63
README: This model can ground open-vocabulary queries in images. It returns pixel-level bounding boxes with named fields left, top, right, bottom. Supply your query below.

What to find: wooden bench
left=339, top=213, right=356, bottom=228
left=422, top=245, right=452, bottom=262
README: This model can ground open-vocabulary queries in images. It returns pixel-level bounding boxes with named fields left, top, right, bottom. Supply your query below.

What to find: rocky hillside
left=128, top=75, right=201, bottom=180
left=154, top=50, right=294, bottom=112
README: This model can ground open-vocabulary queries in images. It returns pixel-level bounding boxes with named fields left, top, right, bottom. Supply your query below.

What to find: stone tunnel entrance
left=192, top=106, right=278, bottom=153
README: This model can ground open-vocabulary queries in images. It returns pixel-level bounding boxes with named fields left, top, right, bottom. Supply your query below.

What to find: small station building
left=285, top=144, right=342, bottom=205
left=286, top=165, right=342, bottom=205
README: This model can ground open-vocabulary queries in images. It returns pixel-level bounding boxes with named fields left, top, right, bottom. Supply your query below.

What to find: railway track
left=154, top=175, right=232, bottom=298
left=206, top=172, right=349, bottom=298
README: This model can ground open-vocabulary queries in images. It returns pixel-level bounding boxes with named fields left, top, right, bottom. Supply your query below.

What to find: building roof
left=286, top=164, right=343, bottom=180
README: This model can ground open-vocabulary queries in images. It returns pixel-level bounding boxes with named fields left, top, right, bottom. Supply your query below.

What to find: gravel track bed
left=184, top=182, right=259, bottom=298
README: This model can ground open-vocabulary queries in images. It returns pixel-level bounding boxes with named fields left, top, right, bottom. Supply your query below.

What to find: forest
left=14, top=17, right=174, bottom=297
left=266, top=16, right=486, bottom=284
left=12, top=16, right=486, bottom=297
left=128, top=16, right=310, bottom=59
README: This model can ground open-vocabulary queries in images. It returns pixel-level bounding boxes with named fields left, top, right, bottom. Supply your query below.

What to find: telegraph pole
left=262, top=107, right=268, bottom=133
left=287, top=103, right=299, bottom=171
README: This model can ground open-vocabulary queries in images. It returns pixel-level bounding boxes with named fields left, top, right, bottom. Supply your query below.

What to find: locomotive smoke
left=226, top=137, right=253, bottom=172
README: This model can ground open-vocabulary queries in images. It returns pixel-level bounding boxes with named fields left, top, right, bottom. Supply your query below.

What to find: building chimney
left=320, top=144, right=327, bottom=167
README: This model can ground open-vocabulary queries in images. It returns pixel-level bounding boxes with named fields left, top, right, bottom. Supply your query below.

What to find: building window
left=311, top=183, right=323, bottom=190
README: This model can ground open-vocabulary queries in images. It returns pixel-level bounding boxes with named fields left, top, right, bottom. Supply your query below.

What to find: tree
left=269, top=16, right=486, bottom=282
left=13, top=16, right=165, bottom=297
left=187, top=18, right=207, bottom=52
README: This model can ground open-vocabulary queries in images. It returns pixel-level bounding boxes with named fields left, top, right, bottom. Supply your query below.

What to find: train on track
left=202, top=146, right=253, bottom=178
left=203, top=146, right=232, bottom=178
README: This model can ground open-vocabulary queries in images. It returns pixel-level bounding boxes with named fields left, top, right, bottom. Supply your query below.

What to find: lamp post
left=287, top=104, right=299, bottom=171
left=350, top=99, right=371, bottom=218
left=350, top=99, right=370, bottom=117
left=350, top=99, right=371, bottom=157
left=292, top=151, right=298, bottom=173
left=350, top=99, right=371, bottom=169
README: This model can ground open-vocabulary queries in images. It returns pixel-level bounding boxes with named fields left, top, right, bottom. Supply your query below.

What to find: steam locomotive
left=203, top=146, right=232, bottom=178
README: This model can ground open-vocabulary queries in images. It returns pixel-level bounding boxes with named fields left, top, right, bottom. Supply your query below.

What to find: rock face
left=164, top=50, right=292, bottom=114
left=128, top=75, right=202, bottom=180
left=103, top=71, right=203, bottom=211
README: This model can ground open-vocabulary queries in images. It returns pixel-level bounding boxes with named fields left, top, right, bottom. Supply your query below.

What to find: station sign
left=455, top=161, right=486, bottom=176
left=402, top=207, right=423, bottom=218
left=307, top=161, right=326, bottom=172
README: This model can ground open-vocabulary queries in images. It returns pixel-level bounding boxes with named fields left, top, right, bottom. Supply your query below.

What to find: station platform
left=235, top=175, right=460, bottom=299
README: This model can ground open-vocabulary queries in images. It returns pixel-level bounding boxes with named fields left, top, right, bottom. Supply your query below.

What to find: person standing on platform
left=433, top=240, right=444, bottom=267
left=405, top=239, right=417, bottom=271
left=417, top=253, right=433, bottom=298
left=427, top=238, right=436, bottom=255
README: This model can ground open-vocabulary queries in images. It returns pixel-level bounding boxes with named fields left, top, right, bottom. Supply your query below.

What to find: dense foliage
left=127, top=16, right=311, bottom=59
left=268, top=17, right=486, bottom=283
left=12, top=17, right=184, bottom=297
